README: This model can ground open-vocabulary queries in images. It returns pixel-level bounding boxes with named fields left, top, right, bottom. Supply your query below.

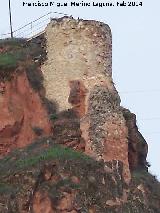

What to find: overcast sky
left=0, top=0, right=160, bottom=179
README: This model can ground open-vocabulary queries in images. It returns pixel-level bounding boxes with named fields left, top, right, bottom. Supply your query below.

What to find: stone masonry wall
left=42, top=17, right=112, bottom=111
left=42, top=17, right=130, bottom=182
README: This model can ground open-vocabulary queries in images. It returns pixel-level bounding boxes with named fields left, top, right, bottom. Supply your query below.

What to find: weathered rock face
left=0, top=68, right=51, bottom=156
left=52, top=110, right=85, bottom=152
left=122, top=108, right=148, bottom=171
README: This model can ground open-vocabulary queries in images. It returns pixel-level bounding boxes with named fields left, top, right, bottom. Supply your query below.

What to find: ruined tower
left=42, top=17, right=130, bottom=182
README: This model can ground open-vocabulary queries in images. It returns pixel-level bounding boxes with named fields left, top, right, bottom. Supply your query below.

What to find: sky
left=0, top=0, right=160, bottom=179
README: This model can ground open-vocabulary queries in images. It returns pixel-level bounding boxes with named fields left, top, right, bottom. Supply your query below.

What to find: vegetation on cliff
left=0, top=138, right=160, bottom=213
left=0, top=37, right=45, bottom=82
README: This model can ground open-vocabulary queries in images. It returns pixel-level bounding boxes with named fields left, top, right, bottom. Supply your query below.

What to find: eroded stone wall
left=42, top=17, right=112, bottom=111
left=42, top=17, right=130, bottom=182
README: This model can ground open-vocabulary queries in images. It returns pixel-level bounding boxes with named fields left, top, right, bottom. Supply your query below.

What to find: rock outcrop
left=52, top=109, right=85, bottom=152
left=0, top=17, right=159, bottom=213
left=122, top=108, right=148, bottom=171
left=0, top=68, right=51, bottom=156
left=0, top=139, right=159, bottom=213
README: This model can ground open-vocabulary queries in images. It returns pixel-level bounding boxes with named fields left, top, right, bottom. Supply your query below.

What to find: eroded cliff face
left=0, top=69, right=51, bottom=156
left=0, top=17, right=159, bottom=213
left=122, top=108, right=148, bottom=171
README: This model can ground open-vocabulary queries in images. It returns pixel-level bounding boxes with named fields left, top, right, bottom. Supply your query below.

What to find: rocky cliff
left=0, top=17, right=159, bottom=213
left=0, top=138, right=159, bottom=213
left=0, top=39, right=51, bottom=157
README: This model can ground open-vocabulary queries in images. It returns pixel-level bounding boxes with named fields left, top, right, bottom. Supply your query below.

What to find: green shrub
left=0, top=53, right=17, bottom=69
left=0, top=36, right=47, bottom=83
left=0, top=53, right=18, bottom=80
left=16, top=145, right=91, bottom=169
left=50, top=114, right=58, bottom=121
